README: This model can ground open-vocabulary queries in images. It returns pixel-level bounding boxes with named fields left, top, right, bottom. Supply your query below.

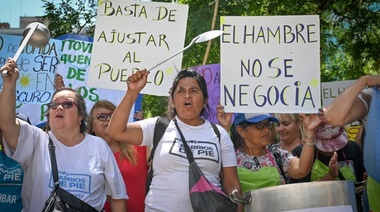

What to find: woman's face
left=276, top=115, right=301, bottom=144
left=172, top=77, right=206, bottom=125
left=238, top=119, right=273, bottom=148
left=48, top=90, right=82, bottom=132
left=91, top=107, right=113, bottom=143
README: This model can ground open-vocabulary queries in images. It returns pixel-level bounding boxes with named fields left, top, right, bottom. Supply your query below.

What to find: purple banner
left=192, top=64, right=220, bottom=124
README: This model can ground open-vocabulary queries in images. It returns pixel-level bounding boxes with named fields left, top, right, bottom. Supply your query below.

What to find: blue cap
left=234, top=113, right=279, bottom=126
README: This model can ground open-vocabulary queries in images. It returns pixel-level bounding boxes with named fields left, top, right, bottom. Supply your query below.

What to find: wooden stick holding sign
left=203, top=0, right=220, bottom=65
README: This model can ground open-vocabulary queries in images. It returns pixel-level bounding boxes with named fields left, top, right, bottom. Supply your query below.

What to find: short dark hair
left=46, top=87, right=88, bottom=133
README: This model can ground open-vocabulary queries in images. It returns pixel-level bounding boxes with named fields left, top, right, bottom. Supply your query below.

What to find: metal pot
left=243, top=181, right=357, bottom=212
left=23, top=22, right=50, bottom=48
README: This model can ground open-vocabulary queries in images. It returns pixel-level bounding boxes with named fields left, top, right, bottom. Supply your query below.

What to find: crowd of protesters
left=1, top=57, right=379, bottom=212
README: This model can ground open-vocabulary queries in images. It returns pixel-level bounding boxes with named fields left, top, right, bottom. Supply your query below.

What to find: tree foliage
left=41, top=0, right=97, bottom=38
left=142, top=95, right=169, bottom=117
left=41, top=0, right=380, bottom=117
left=175, top=0, right=380, bottom=81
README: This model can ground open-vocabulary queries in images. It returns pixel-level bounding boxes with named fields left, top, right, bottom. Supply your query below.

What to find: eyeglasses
left=96, top=113, right=113, bottom=121
left=248, top=122, right=275, bottom=130
left=47, top=101, right=77, bottom=110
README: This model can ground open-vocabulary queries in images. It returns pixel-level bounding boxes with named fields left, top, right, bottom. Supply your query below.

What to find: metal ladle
left=148, top=30, right=224, bottom=72
left=2, top=22, right=51, bottom=77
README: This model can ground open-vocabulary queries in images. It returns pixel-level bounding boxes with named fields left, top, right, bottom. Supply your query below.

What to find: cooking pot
left=243, top=181, right=357, bottom=212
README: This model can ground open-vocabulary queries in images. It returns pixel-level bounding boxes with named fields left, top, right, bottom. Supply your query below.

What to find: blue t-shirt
left=0, top=150, right=23, bottom=211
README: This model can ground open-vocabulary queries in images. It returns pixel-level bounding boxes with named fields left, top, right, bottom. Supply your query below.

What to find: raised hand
left=54, top=73, right=65, bottom=90
left=0, top=58, right=19, bottom=83
left=328, top=152, right=339, bottom=179
left=301, top=114, right=323, bottom=131
left=127, top=69, right=149, bottom=92
left=362, top=75, right=380, bottom=89
left=216, top=104, right=232, bottom=131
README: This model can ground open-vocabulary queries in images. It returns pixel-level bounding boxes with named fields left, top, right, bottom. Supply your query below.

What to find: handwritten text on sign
left=321, top=80, right=356, bottom=107
left=57, top=35, right=128, bottom=123
left=88, top=1, right=188, bottom=96
left=220, top=16, right=321, bottom=113
left=0, top=34, right=60, bottom=104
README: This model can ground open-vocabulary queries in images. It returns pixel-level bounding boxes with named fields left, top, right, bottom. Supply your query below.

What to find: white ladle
left=148, top=30, right=223, bottom=72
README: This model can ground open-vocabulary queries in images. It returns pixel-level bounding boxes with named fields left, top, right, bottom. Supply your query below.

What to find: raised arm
left=0, top=58, right=21, bottom=150
left=54, top=73, right=65, bottom=90
left=324, top=75, right=380, bottom=126
left=288, top=114, right=322, bottom=179
left=107, top=69, right=149, bottom=145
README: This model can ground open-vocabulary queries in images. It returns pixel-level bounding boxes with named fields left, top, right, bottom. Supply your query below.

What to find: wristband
left=303, top=134, right=315, bottom=139
left=303, top=140, right=315, bottom=147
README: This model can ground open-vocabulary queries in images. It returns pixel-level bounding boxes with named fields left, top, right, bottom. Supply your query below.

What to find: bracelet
left=303, top=134, right=315, bottom=139
left=303, top=140, right=315, bottom=147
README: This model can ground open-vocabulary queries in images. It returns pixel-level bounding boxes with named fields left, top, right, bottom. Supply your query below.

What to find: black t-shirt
left=290, top=141, right=364, bottom=183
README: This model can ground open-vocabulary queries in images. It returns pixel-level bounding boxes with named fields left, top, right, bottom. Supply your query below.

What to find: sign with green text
left=56, top=34, right=127, bottom=120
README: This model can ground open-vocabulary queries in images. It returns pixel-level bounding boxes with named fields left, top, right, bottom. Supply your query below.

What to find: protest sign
left=220, top=15, right=321, bottom=113
left=88, top=0, right=189, bottom=96
left=0, top=33, right=136, bottom=125
left=56, top=34, right=133, bottom=124
left=321, top=80, right=356, bottom=107
left=0, top=33, right=60, bottom=104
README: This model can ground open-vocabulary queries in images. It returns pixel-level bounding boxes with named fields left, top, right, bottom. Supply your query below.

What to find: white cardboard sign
left=220, top=15, right=321, bottom=113
left=88, top=0, right=189, bottom=96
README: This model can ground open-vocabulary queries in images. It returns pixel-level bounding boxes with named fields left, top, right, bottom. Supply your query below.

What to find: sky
left=0, top=0, right=45, bottom=28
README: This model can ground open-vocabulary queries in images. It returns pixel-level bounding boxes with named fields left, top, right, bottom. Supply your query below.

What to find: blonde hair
left=274, top=113, right=301, bottom=124
left=88, top=100, right=137, bottom=165
left=274, top=113, right=303, bottom=138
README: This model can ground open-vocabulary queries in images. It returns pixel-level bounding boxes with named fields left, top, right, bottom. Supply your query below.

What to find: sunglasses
left=248, top=121, right=275, bottom=130
left=47, top=101, right=77, bottom=110
left=96, top=113, right=113, bottom=121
